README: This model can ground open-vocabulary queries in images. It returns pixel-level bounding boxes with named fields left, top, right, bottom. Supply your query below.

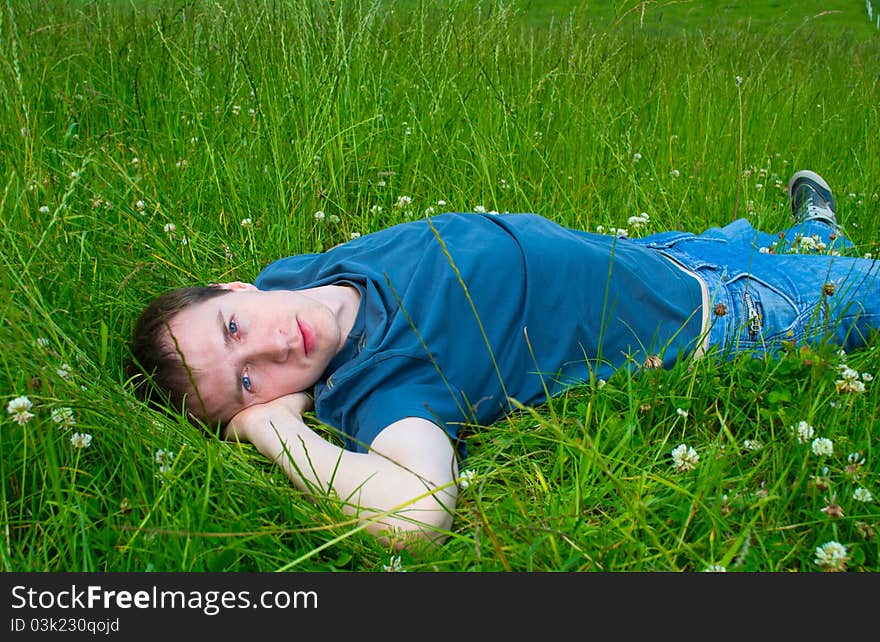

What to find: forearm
left=236, top=404, right=457, bottom=547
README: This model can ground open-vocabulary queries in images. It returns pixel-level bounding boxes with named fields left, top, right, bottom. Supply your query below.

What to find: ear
left=212, top=281, right=257, bottom=292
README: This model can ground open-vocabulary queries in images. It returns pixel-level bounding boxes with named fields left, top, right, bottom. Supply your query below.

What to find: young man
left=129, top=170, right=880, bottom=549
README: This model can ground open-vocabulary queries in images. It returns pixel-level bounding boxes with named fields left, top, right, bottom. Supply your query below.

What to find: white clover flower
left=51, top=406, right=76, bottom=428
left=791, top=420, right=814, bottom=444
left=848, top=452, right=865, bottom=466
left=703, top=564, right=726, bottom=572
left=35, top=337, right=50, bottom=348
left=163, top=222, right=176, bottom=234
left=798, top=235, right=816, bottom=251
left=861, top=372, right=873, bottom=382
left=377, top=180, right=386, bottom=187
left=56, top=363, right=72, bottom=380
left=395, top=195, right=412, bottom=208
left=39, top=205, right=50, bottom=214
left=313, top=211, right=325, bottom=221
left=136, top=200, right=146, bottom=210
left=437, top=200, right=447, bottom=206
left=240, top=218, right=252, bottom=228
left=811, top=437, right=834, bottom=457
left=675, top=408, right=688, bottom=419
left=70, top=432, right=92, bottom=449
left=328, top=214, right=340, bottom=224
left=814, top=541, right=848, bottom=572
left=424, top=206, right=435, bottom=216
left=836, top=375, right=865, bottom=394
left=382, top=555, right=406, bottom=572
left=628, top=213, right=650, bottom=229
left=7, top=396, right=33, bottom=414
left=743, top=439, right=763, bottom=452
left=632, top=152, right=642, bottom=162
left=155, top=449, right=175, bottom=474
left=369, top=205, right=383, bottom=215
left=458, top=469, right=476, bottom=489
left=838, top=364, right=859, bottom=380
left=671, top=169, right=680, bottom=178
left=350, top=232, right=361, bottom=239
left=671, top=444, right=699, bottom=472
left=7, top=396, right=35, bottom=425
left=473, top=205, right=487, bottom=213
left=853, top=487, right=873, bottom=503
left=232, top=105, right=241, bottom=116
left=735, top=76, right=744, bottom=86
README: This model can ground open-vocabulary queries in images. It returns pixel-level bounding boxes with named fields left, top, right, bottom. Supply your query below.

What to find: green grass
left=1, top=0, right=878, bottom=572
left=514, top=0, right=880, bottom=35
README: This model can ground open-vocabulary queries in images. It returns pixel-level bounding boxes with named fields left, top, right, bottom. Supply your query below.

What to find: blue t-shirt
left=255, top=213, right=703, bottom=453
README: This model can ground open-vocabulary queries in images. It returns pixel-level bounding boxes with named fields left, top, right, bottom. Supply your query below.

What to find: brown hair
left=127, top=285, right=230, bottom=430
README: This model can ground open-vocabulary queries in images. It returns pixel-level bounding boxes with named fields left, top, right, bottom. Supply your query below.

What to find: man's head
left=128, top=285, right=231, bottom=429
left=128, top=281, right=348, bottom=428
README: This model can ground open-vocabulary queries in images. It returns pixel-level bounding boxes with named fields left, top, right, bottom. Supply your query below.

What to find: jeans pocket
left=642, top=235, right=730, bottom=271
left=724, top=273, right=799, bottom=344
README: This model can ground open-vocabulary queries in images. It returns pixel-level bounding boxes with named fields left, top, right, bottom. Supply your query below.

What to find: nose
left=251, top=329, right=290, bottom=363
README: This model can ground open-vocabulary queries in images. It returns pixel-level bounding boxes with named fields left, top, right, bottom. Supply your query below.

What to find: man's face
left=166, top=283, right=344, bottom=424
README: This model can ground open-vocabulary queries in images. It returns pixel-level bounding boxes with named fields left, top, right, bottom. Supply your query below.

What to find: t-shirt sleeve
left=346, top=383, right=472, bottom=454
left=315, top=354, right=478, bottom=456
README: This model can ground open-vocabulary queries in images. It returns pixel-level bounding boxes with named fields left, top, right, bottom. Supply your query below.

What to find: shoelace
left=803, top=199, right=835, bottom=222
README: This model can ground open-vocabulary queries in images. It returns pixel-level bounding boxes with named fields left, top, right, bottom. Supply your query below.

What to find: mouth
left=297, top=318, right=316, bottom=356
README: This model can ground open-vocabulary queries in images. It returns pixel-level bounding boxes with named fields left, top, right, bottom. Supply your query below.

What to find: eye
left=241, top=368, right=253, bottom=392
left=228, top=318, right=239, bottom=336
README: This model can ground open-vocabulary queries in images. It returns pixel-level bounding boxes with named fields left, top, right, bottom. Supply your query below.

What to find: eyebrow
left=217, top=310, right=244, bottom=407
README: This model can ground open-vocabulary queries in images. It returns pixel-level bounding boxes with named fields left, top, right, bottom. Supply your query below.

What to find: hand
left=272, top=391, right=315, bottom=416
left=224, top=392, right=314, bottom=443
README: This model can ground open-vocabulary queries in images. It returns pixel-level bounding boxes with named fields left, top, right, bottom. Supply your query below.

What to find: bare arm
left=224, top=393, right=458, bottom=550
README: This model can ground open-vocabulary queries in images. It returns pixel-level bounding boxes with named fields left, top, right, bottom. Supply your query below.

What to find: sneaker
left=788, top=169, right=838, bottom=228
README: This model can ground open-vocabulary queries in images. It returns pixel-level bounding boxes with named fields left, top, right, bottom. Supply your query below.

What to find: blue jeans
left=632, top=218, right=880, bottom=356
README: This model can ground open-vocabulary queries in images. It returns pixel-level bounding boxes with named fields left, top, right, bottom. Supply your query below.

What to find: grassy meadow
left=2, top=0, right=879, bottom=572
